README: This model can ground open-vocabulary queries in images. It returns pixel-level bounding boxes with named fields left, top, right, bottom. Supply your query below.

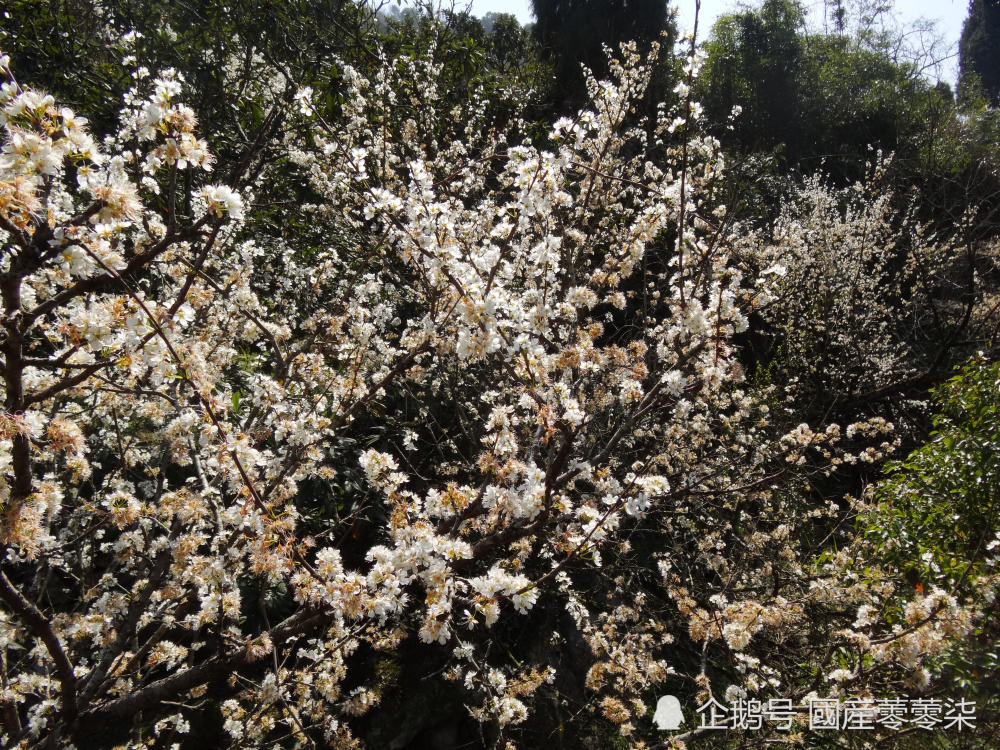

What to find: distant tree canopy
left=959, top=0, right=1000, bottom=106
left=530, top=0, right=674, bottom=108
left=483, top=13, right=533, bottom=73
left=698, top=0, right=959, bottom=184
left=699, top=0, right=805, bottom=159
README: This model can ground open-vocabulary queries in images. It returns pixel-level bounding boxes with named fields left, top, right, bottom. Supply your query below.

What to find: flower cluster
left=0, top=26, right=988, bottom=750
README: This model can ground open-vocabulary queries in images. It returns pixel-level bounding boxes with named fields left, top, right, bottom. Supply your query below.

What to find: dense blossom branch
left=0, top=21, right=993, bottom=750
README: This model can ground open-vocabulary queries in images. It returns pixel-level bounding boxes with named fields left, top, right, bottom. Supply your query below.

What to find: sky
left=459, top=0, right=968, bottom=83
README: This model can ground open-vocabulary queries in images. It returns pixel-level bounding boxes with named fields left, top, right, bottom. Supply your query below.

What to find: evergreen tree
left=959, top=0, right=1000, bottom=107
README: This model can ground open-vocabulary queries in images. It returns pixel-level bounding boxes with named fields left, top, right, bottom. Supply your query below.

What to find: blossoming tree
left=0, top=15, right=993, bottom=749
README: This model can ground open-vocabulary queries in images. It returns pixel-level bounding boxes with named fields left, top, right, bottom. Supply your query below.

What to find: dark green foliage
left=700, top=0, right=805, bottom=160
left=1, top=0, right=132, bottom=134
left=861, top=358, right=1000, bottom=716
left=1, top=0, right=375, bottom=167
left=485, top=13, right=535, bottom=75
left=867, top=358, right=1000, bottom=592
left=698, top=0, right=955, bottom=184
left=959, top=0, right=1000, bottom=107
left=530, top=0, right=675, bottom=110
